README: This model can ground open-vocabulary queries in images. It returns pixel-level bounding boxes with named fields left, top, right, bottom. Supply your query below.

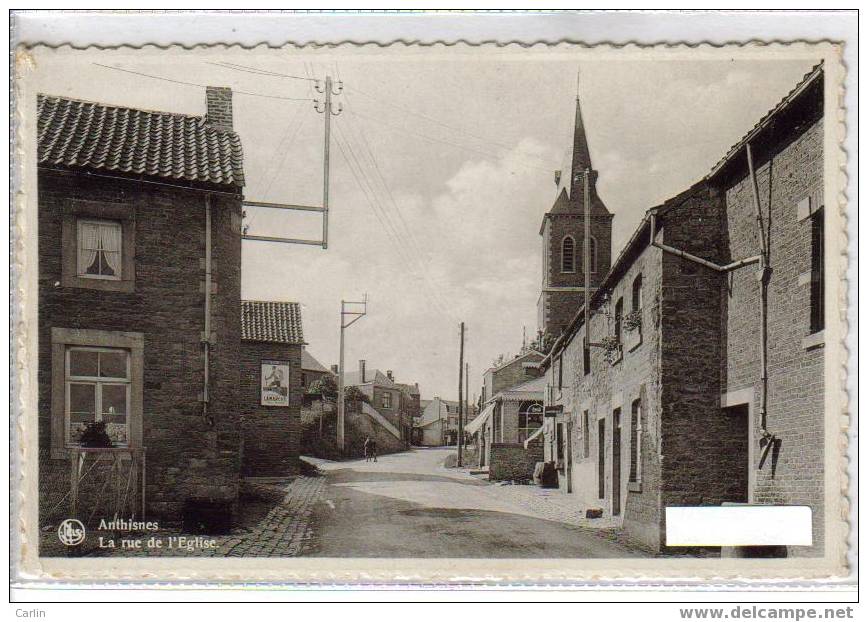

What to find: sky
left=28, top=48, right=819, bottom=401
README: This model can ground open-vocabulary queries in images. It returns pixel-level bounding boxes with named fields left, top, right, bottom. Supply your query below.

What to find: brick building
left=537, top=83, right=613, bottom=339
left=37, top=87, right=246, bottom=528
left=540, top=65, right=826, bottom=555
left=240, top=300, right=304, bottom=478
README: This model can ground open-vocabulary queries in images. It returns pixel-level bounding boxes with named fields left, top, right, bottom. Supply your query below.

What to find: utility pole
left=337, top=295, right=367, bottom=453
left=314, top=76, right=343, bottom=249
left=457, top=322, right=465, bottom=467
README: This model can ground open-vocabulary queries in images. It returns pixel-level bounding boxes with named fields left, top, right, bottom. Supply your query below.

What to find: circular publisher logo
left=58, top=519, right=86, bottom=546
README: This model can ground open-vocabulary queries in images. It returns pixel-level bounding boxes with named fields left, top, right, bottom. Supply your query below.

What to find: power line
left=335, top=118, right=454, bottom=318
left=92, top=63, right=315, bottom=102
left=332, top=123, right=452, bottom=318
left=346, top=107, right=554, bottom=174
left=338, top=106, right=450, bottom=313
left=341, top=116, right=454, bottom=318
left=208, top=61, right=318, bottom=83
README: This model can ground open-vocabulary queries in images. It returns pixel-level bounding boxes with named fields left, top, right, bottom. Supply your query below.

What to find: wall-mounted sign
left=544, top=405, right=563, bottom=417
left=260, top=360, right=290, bottom=407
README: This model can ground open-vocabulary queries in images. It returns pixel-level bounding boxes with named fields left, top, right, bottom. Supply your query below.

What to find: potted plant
left=622, top=309, right=642, bottom=332
left=600, top=335, right=622, bottom=364
left=79, top=421, right=113, bottom=448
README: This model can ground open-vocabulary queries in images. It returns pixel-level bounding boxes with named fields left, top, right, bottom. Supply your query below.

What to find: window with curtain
left=561, top=236, right=575, bottom=273
left=77, top=219, right=122, bottom=279
left=65, top=347, right=130, bottom=446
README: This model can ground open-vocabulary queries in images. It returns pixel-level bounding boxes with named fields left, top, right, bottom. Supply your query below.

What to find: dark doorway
left=597, top=418, right=606, bottom=499
left=613, top=408, right=622, bottom=516
left=721, top=404, right=750, bottom=503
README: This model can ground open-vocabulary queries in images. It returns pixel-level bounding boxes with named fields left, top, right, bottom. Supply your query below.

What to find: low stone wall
left=489, top=442, right=542, bottom=482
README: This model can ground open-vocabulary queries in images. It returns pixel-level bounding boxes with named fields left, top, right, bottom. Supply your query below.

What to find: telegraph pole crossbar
left=241, top=74, right=342, bottom=250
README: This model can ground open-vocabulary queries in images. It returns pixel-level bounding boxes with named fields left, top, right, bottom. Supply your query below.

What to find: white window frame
left=382, top=392, right=392, bottom=409
left=77, top=218, right=123, bottom=281
left=64, top=346, right=131, bottom=447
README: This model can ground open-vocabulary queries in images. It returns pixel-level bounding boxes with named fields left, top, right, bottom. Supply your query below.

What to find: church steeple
left=537, top=69, right=614, bottom=338
left=568, top=70, right=601, bottom=203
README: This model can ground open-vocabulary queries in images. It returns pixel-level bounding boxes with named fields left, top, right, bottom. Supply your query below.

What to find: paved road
left=306, top=447, right=647, bottom=558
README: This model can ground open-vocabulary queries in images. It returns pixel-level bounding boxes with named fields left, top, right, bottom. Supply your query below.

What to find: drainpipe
left=649, top=214, right=761, bottom=273
left=746, top=143, right=772, bottom=436
left=202, top=194, right=213, bottom=425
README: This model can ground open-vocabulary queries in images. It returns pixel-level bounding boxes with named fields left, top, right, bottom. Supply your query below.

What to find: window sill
left=628, top=481, right=642, bottom=493
left=61, top=273, right=135, bottom=293
left=802, top=331, right=825, bottom=351
left=625, top=329, right=643, bottom=352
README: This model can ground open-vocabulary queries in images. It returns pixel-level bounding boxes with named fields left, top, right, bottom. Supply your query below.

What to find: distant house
left=415, top=397, right=475, bottom=446
left=416, top=398, right=449, bottom=447
left=301, top=348, right=333, bottom=392
left=240, top=300, right=305, bottom=478
left=344, top=360, right=412, bottom=445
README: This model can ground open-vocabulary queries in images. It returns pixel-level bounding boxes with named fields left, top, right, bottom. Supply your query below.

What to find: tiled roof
left=241, top=301, right=304, bottom=344
left=37, top=94, right=245, bottom=188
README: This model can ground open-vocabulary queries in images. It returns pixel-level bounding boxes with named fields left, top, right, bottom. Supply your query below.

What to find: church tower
left=538, top=74, right=613, bottom=338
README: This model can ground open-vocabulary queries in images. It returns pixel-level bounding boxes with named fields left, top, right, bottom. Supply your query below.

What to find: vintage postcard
left=11, top=34, right=850, bottom=585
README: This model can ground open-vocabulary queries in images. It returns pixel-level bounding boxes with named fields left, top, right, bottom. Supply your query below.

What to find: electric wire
left=208, top=61, right=318, bottom=82
left=333, top=123, right=452, bottom=317
left=338, top=102, right=454, bottom=317
left=92, top=63, right=315, bottom=102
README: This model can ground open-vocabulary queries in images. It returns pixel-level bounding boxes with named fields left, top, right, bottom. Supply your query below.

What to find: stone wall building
left=540, top=65, right=826, bottom=555
left=37, top=87, right=245, bottom=530
left=240, top=300, right=304, bottom=478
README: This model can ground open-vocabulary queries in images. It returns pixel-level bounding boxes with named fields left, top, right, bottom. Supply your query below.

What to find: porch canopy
left=465, top=401, right=495, bottom=436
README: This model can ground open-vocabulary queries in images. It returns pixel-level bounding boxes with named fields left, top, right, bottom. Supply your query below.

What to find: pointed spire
left=571, top=68, right=594, bottom=177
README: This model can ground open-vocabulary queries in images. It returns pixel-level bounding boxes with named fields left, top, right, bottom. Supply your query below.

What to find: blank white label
left=665, top=506, right=813, bottom=546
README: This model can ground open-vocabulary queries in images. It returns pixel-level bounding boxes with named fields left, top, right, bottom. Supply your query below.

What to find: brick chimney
left=330, top=364, right=338, bottom=375
left=358, top=360, right=366, bottom=383
left=205, top=86, right=234, bottom=131
left=386, top=370, right=393, bottom=381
